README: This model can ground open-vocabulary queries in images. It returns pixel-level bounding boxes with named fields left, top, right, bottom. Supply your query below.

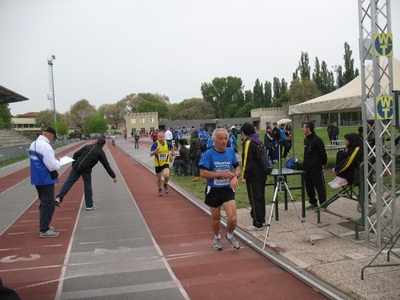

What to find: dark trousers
left=192, top=156, right=200, bottom=177
left=305, top=170, right=327, bottom=205
left=174, top=159, right=188, bottom=175
left=35, top=184, right=55, bottom=233
left=283, top=141, right=292, bottom=158
left=57, top=168, right=94, bottom=208
left=246, top=181, right=266, bottom=228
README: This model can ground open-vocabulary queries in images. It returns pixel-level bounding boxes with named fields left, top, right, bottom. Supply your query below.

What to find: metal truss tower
left=358, top=0, right=397, bottom=247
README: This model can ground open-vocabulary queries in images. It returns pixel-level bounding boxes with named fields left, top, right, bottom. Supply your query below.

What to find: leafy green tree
left=253, top=79, right=264, bottom=107
left=297, top=51, right=311, bottom=80
left=119, top=93, right=142, bottom=113
left=200, top=76, right=244, bottom=118
left=287, top=78, right=321, bottom=105
left=98, top=103, right=125, bottom=129
left=0, top=104, right=12, bottom=129
left=84, top=113, right=108, bottom=135
left=270, top=93, right=290, bottom=108
left=235, top=101, right=254, bottom=117
left=69, top=99, right=97, bottom=130
left=244, top=90, right=253, bottom=104
left=35, top=109, right=65, bottom=128
left=264, top=81, right=272, bottom=107
left=341, top=42, right=359, bottom=85
left=312, top=57, right=322, bottom=91
left=137, top=100, right=168, bottom=119
left=280, top=78, right=288, bottom=96
left=319, top=61, right=336, bottom=94
left=173, top=98, right=214, bottom=120
left=272, top=77, right=281, bottom=100
left=52, top=121, right=69, bottom=136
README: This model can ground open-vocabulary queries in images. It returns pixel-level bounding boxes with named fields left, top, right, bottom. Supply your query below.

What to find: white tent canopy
left=288, top=57, right=400, bottom=115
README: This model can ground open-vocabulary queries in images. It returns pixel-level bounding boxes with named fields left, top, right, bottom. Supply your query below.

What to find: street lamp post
left=47, top=55, right=56, bottom=130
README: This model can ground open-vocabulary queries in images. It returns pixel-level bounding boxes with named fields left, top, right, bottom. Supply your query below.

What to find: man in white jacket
left=28, top=127, right=61, bottom=238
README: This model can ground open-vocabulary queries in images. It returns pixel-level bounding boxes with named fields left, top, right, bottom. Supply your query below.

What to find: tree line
left=0, top=42, right=358, bottom=135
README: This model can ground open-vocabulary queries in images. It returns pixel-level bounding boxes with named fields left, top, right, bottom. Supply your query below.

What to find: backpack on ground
left=258, top=143, right=273, bottom=175
left=286, top=157, right=298, bottom=169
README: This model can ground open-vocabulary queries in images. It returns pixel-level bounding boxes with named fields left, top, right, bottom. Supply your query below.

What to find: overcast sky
left=1, top=0, right=399, bottom=116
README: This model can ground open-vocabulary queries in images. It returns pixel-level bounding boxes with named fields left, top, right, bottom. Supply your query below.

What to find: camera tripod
left=263, top=144, right=314, bottom=249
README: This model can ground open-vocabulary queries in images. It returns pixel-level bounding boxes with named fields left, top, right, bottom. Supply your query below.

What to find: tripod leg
left=263, top=183, right=281, bottom=249
left=283, top=181, right=314, bottom=245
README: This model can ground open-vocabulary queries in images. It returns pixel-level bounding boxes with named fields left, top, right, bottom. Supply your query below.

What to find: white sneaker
left=214, top=238, right=223, bottom=251
left=39, top=229, right=59, bottom=238
left=86, top=205, right=97, bottom=211
left=246, top=225, right=263, bottom=231
left=330, top=177, right=348, bottom=188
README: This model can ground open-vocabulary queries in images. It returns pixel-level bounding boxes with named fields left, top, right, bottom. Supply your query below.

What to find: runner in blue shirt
left=199, top=128, right=241, bottom=251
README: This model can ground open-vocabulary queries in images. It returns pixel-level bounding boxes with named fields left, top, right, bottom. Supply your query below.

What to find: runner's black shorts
left=155, top=164, right=170, bottom=174
left=205, top=186, right=235, bottom=208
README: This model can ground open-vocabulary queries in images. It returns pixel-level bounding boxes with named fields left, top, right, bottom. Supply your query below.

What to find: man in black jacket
left=55, top=138, right=117, bottom=210
left=302, top=122, right=327, bottom=209
left=241, top=122, right=268, bottom=231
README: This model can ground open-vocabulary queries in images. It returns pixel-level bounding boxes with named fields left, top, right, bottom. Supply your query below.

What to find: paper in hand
left=60, top=156, right=75, bottom=166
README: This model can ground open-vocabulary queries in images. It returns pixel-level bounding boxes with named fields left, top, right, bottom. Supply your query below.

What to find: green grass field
left=170, top=125, right=398, bottom=209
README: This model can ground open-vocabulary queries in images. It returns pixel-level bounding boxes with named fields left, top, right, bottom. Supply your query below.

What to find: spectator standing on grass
left=283, top=123, right=293, bottom=159
left=198, top=123, right=208, bottom=153
left=327, top=122, right=334, bottom=143
left=29, top=127, right=61, bottom=238
left=189, top=129, right=202, bottom=181
left=199, top=128, right=241, bottom=251
left=206, top=128, right=214, bottom=150
left=264, top=126, right=274, bottom=162
left=271, top=122, right=281, bottom=162
left=228, top=128, right=238, bottom=153
left=240, top=122, right=267, bottom=231
left=332, top=122, right=339, bottom=144
left=302, top=122, right=328, bottom=209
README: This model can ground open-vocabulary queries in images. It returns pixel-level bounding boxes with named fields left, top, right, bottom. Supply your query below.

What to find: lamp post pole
left=47, top=55, right=56, bottom=130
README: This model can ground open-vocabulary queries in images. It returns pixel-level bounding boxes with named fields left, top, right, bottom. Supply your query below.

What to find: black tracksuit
left=242, top=135, right=268, bottom=228
left=303, top=132, right=327, bottom=205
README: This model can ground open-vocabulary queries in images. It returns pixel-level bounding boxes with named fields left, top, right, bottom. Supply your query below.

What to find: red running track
left=0, top=141, right=327, bottom=299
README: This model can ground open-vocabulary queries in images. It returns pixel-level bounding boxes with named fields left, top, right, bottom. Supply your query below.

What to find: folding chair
left=317, top=163, right=362, bottom=223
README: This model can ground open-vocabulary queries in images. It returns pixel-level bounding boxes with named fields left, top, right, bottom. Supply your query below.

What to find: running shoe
left=158, top=189, right=162, bottom=197
left=86, top=206, right=97, bottom=211
left=164, top=184, right=169, bottom=194
left=226, top=235, right=240, bottom=249
left=39, top=228, right=59, bottom=238
left=330, top=177, right=348, bottom=188
left=214, top=238, right=223, bottom=251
